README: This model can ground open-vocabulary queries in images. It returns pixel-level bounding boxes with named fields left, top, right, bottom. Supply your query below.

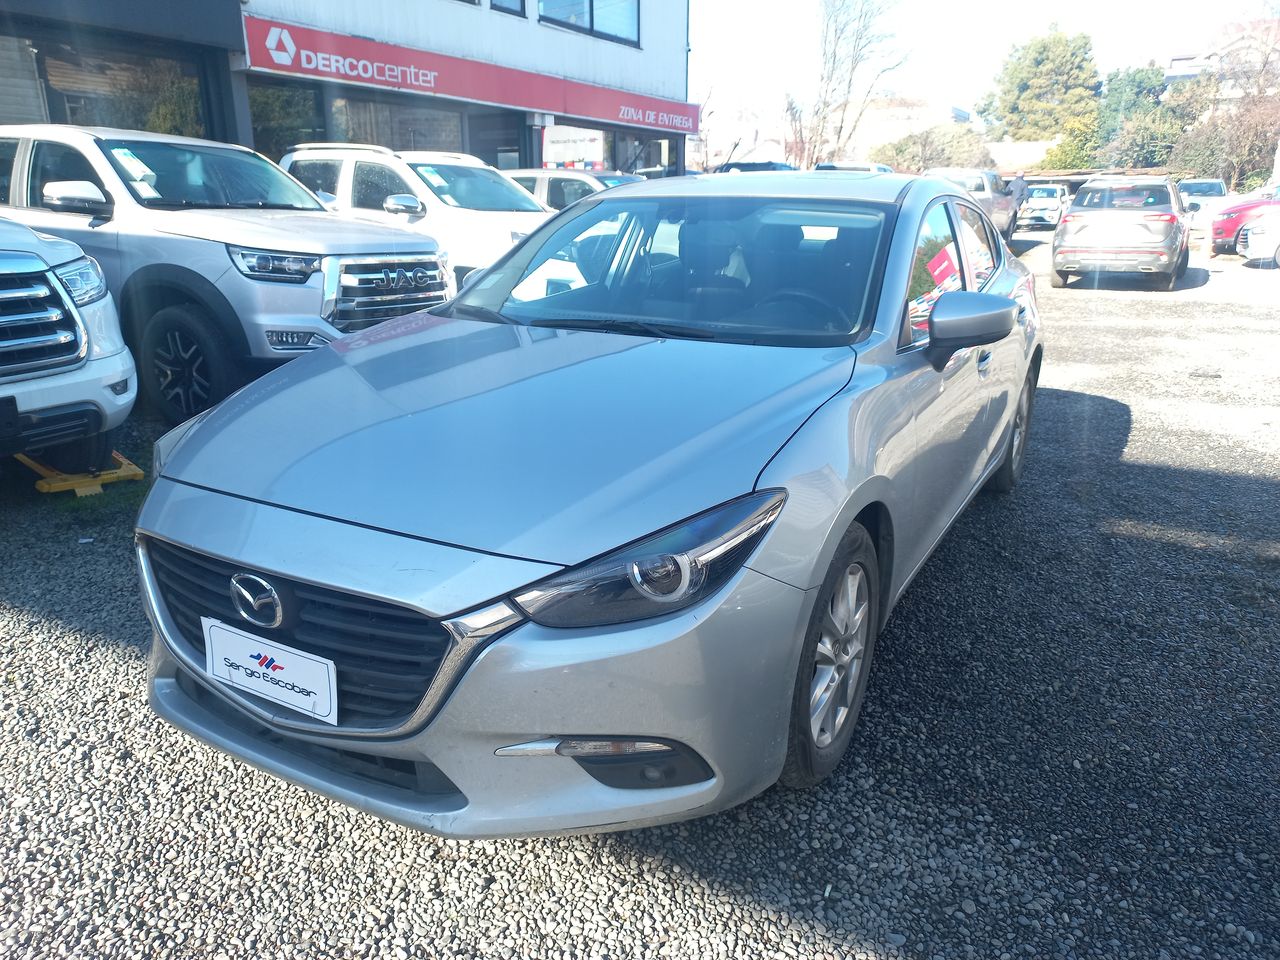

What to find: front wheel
left=139, top=304, right=240, bottom=425
left=1049, top=269, right=1068, bottom=288
left=987, top=370, right=1036, bottom=493
left=780, top=522, right=880, bottom=789
left=1175, top=247, right=1189, bottom=279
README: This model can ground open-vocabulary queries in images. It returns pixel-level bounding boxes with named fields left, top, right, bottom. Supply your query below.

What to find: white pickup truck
left=0, top=218, right=135, bottom=473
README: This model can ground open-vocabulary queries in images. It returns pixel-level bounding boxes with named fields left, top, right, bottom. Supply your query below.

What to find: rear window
left=1180, top=181, right=1226, bottom=197
left=1074, top=184, right=1171, bottom=209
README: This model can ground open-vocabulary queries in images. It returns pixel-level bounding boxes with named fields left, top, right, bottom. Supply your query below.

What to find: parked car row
left=0, top=124, right=567, bottom=470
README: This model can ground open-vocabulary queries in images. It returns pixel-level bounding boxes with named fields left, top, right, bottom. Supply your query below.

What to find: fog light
left=108, top=379, right=129, bottom=396
left=266, top=331, right=330, bottom=349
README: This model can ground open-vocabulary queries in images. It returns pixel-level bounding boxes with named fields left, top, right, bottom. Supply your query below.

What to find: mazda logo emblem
left=230, top=573, right=284, bottom=629
left=375, top=267, right=433, bottom=290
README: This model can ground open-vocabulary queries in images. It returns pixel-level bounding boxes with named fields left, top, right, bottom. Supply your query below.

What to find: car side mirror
left=383, top=194, right=425, bottom=216
left=42, top=181, right=112, bottom=219
left=1187, top=201, right=1201, bottom=213
left=925, top=291, right=1017, bottom=371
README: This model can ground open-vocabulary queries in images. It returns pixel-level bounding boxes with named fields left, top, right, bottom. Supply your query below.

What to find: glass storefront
left=0, top=24, right=209, bottom=136
left=541, top=123, right=679, bottom=177
left=331, top=94, right=464, bottom=153
left=247, top=79, right=324, bottom=162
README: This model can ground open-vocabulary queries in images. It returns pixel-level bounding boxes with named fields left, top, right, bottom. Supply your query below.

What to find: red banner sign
left=243, top=15, right=699, bottom=135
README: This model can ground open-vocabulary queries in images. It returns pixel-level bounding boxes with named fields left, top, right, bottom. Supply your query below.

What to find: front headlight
left=1214, top=213, right=1238, bottom=221
left=512, top=491, right=786, bottom=628
left=53, top=256, right=108, bottom=306
left=227, top=245, right=321, bottom=283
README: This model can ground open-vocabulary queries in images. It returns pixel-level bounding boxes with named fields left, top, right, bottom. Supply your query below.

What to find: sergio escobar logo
left=223, top=655, right=317, bottom=699
left=266, top=27, right=439, bottom=90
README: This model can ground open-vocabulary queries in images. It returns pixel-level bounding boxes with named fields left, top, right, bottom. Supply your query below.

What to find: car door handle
left=976, top=350, right=993, bottom=373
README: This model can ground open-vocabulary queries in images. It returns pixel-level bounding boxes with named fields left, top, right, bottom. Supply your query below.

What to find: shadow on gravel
left=612, top=387, right=1279, bottom=958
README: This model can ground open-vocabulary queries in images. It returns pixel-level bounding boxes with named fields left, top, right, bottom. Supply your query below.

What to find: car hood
left=162, top=315, right=855, bottom=566
left=152, top=209, right=437, bottom=255
left=0, top=217, right=82, bottom=267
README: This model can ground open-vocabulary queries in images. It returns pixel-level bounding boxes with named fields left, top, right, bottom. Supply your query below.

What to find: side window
left=28, top=141, right=106, bottom=209
left=903, top=203, right=962, bottom=347
left=512, top=176, right=538, bottom=195
left=289, top=159, right=342, bottom=196
left=955, top=203, right=998, bottom=289
left=0, top=139, right=18, bottom=205
left=987, top=173, right=1006, bottom=195
left=547, top=177, right=595, bottom=210
left=352, top=162, right=414, bottom=210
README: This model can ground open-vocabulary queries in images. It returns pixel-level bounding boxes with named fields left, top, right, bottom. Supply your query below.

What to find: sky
left=688, top=0, right=1273, bottom=144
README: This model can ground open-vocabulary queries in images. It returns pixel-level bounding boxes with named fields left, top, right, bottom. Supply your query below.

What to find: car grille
left=0, top=270, right=83, bottom=377
left=333, top=256, right=449, bottom=332
left=145, top=537, right=454, bottom=731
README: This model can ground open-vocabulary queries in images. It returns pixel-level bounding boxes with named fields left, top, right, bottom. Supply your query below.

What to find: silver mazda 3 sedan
left=137, top=172, right=1043, bottom=837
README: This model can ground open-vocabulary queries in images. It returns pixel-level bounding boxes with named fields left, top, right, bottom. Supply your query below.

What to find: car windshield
left=1180, top=181, right=1226, bottom=197
left=1075, top=184, right=1171, bottom=209
left=1028, top=186, right=1059, bottom=198
left=409, top=163, right=544, bottom=212
left=448, top=195, right=889, bottom=346
left=100, top=139, right=321, bottom=210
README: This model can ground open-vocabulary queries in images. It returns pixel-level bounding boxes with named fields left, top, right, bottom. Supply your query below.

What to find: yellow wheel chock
left=13, top=451, right=145, bottom=497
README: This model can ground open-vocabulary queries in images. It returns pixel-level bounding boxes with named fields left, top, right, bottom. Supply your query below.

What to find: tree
left=1171, top=94, right=1280, bottom=187
left=1039, top=112, right=1100, bottom=170
left=784, top=0, right=903, bottom=168
left=1097, top=64, right=1166, bottom=143
left=979, top=30, right=1102, bottom=141
left=869, top=124, right=994, bottom=173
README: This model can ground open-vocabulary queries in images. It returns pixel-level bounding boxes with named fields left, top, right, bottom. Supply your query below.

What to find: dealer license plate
left=202, top=617, right=338, bottom=725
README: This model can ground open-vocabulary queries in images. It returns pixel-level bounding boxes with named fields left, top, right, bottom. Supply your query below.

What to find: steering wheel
left=756, top=288, right=850, bottom=330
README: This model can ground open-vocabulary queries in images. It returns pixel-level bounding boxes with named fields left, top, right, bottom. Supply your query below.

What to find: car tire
left=139, top=304, right=240, bottom=425
left=779, top=522, right=880, bottom=789
left=1154, top=268, right=1177, bottom=291
left=1176, top=247, right=1189, bottom=279
left=1049, top=270, right=1068, bottom=288
left=39, top=427, right=118, bottom=475
left=987, top=369, right=1037, bottom=494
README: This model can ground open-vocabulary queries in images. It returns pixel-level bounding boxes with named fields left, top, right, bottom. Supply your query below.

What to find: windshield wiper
left=221, top=202, right=319, bottom=210
left=529, top=317, right=716, bottom=340
left=447, top=303, right=519, bottom=325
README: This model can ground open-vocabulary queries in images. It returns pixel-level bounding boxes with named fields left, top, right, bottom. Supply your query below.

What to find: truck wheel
left=1049, top=270, right=1068, bottom=288
left=41, top=427, right=118, bottom=475
left=140, top=304, right=239, bottom=425
left=780, top=522, right=880, bottom=789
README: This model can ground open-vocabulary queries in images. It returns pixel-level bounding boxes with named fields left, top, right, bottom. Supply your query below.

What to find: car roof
left=506, top=168, right=635, bottom=178
left=0, top=123, right=254, bottom=152
left=394, top=151, right=489, bottom=166
left=1081, top=176, right=1171, bottom=187
left=592, top=171, right=926, bottom=204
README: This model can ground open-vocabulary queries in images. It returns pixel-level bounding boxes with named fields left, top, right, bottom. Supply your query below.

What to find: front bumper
left=1, top=347, right=136, bottom=456
left=139, top=482, right=813, bottom=837
left=1053, top=244, right=1177, bottom=274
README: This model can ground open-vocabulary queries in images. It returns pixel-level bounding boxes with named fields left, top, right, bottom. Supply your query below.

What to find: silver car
left=923, top=167, right=1018, bottom=240
left=1051, top=176, right=1192, bottom=290
left=138, top=173, right=1043, bottom=838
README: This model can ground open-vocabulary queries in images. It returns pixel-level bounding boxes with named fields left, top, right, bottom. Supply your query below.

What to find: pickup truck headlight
left=53, top=256, right=108, bottom=306
left=227, top=245, right=321, bottom=283
left=512, top=491, right=786, bottom=628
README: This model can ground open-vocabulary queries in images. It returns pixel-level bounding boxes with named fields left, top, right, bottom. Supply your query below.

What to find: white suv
left=281, top=145, right=551, bottom=285
left=0, top=126, right=445, bottom=424
left=0, top=217, right=134, bottom=472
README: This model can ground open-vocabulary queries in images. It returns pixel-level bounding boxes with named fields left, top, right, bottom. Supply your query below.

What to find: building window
left=539, top=0, right=639, bottom=44
left=492, top=0, right=526, bottom=13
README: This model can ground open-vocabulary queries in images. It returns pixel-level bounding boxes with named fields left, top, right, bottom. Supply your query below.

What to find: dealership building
left=0, top=0, right=697, bottom=172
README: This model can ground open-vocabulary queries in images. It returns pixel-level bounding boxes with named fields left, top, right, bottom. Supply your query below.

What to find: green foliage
left=1098, top=64, right=1166, bottom=143
left=1039, top=113, right=1100, bottom=170
left=981, top=30, right=1102, bottom=140
left=870, top=125, right=994, bottom=173
left=1103, top=109, right=1183, bottom=168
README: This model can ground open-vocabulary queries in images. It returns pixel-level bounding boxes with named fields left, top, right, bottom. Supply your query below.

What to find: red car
left=1212, top=187, right=1280, bottom=254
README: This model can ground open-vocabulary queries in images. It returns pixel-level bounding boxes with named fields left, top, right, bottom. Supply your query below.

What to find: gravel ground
left=1, top=236, right=1277, bottom=959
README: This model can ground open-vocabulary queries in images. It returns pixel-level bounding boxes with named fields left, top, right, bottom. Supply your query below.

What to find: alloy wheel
left=809, top=564, right=870, bottom=748
left=153, top=327, right=211, bottom=420
left=1011, top=384, right=1031, bottom=470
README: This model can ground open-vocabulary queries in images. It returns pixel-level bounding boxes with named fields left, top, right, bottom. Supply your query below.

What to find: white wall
left=242, top=0, right=689, bottom=103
